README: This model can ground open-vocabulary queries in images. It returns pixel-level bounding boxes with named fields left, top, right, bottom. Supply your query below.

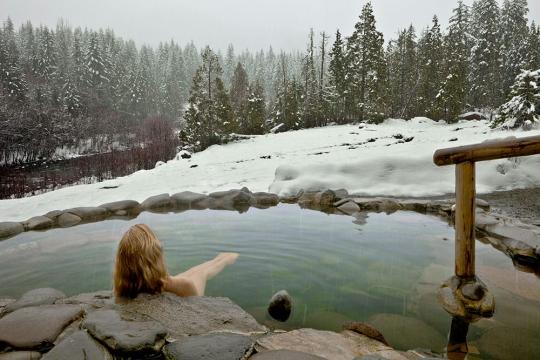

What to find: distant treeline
left=1, top=0, right=540, bottom=158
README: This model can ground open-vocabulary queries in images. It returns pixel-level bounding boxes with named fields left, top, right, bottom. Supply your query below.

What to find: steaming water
left=1, top=205, right=539, bottom=358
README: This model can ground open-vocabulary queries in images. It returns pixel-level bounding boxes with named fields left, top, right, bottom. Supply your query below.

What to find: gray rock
left=82, top=309, right=166, bottom=353
left=0, top=352, right=42, bottom=360
left=44, top=210, right=63, bottom=221
left=57, top=213, right=82, bottom=227
left=337, top=201, right=361, bottom=215
left=5, top=288, right=66, bottom=314
left=210, top=189, right=252, bottom=206
left=24, top=216, right=54, bottom=231
left=0, top=305, right=83, bottom=351
left=119, top=293, right=265, bottom=338
left=343, top=321, right=388, bottom=346
left=0, top=222, right=24, bottom=239
left=42, top=330, right=112, bottom=360
left=334, top=189, right=349, bottom=201
left=314, top=190, right=336, bottom=207
left=250, top=350, right=326, bottom=360
left=461, top=282, right=486, bottom=301
left=251, top=192, right=280, bottom=207
left=478, top=327, right=540, bottom=360
left=98, top=200, right=141, bottom=216
left=56, top=291, right=114, bottom=310
left=0, top=298, right=15, bottom=314
left=268, top=290, right=292, bottom=322
left=163, top=333, right=253, bottom=360
left=171, top=191, right=210, bottom=210
left=475, top=198, right=490, bottom=210
left=140, top=193, right=172, bottom=212
left=64, top=207, right=109, bottom=221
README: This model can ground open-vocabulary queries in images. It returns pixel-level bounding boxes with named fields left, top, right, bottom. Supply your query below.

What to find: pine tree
left=345, top=1, right=386, bottom=122
left=230, top=62, right=249, bottom=123
left=223, top=44, right=235, bottom=88
left=500, top=0, right=530, bottom=97
left=439, top=1, right=471, bottom=122
left=328, top=30, right=347, bottom=122
left=301, top=29, right=319, bottom=128
left=214, top=77, right=236, bottom=135
left=469, top=0, right=502, bottom=109
left=493, top=69, right=539, bottom=129
left=525, top=22, right=540, bottom=70
left=244, top=81, right=266, bottom=134
left=417, top=16, right=445, bottom=120
left=0, top=18, right=27, bottom=100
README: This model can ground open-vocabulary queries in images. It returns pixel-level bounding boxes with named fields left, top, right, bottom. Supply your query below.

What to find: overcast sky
left=2, top=0, right=540, bottom=52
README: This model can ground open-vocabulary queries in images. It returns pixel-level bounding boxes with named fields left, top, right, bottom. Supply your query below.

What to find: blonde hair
left=114, top=224, right=168, bottom=299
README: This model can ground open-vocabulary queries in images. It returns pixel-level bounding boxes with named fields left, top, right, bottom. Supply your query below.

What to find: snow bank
left=1, top=118, right=539, bottom=221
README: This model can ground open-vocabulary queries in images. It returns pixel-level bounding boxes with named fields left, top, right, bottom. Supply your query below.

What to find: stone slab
left=163, top=333, right=253, bottom=360
left=5, top=288, right=65, bottom=313
left=41, top=330, right=112, bottom=360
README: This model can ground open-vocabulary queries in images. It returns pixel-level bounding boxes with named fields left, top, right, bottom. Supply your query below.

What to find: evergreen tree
left=328, top=29, right=347, bottom=122
left=301, top=29, right=319, bottom=128
left=345, top=1, right=386, bottom=122
left=214, top=77, right=236, bottom=135
left=223, top=44, right=235, bottom=88
left=500, top=0, right=530, bottom=97
left=469, top=0, right=502, bottom=109
left=439, top=1, right=471, bottom=121
left=244, top=81, right=266, bottom=134
left=417, top=16, right=445, bottom=120
left=230, top=62, right=249, bottom=122
left=525, top=22, right=540, bottom=70
left=0, top=18, right=27, bottom=100
left=493, top=69, right=539, bottom=129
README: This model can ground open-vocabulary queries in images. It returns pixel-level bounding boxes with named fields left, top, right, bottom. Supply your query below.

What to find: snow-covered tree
left=493, top=69, right=539, bottom=129
left=327, top=29, right=348, bottom=122
left=243, top=81, right=266, bottom=134
left=301, top=29, right=319, bottom=128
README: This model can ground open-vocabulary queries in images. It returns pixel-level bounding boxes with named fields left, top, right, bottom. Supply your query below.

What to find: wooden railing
left=433, top=135, right=540, bottom=279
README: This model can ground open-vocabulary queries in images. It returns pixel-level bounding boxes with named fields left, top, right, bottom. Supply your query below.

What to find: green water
left=1, top=205, right=539, bottom=359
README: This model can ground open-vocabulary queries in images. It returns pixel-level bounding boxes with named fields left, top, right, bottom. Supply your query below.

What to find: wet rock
left=141, top=193, right=173, bottom=212
left=57, top=291, right=114, bottom=310
left=57, top=213, right=82, bottom=227
left=255, top=328, right=395, bottom=360
left=343, top=321, right=388, bottom=346
left=163, top=333, right=253, bottom=360
left=5, top=288, right=66, bottom=314
left=334, top=189, right=349, bottom=201
left=119, top=293, right=265, bottom=339
left=0, top=298, right=15, bottom=315
left=171, top=191, right=210, bottom=210
left=461, top=282, right=486, bottom=301
left=250, top=350, right=326, bottom=360
left=367, top=313, right=446, bottom=351
left=24, top=216, right=54, bottom=231
left=314, top=190, right=336, bottom=207
left=64, top=207, right=108, bottom=221
left=337, top=201, right=361, bottom=215
left=0, top=222, right=24, bottom=239
left=478, top=327, right=540, bottom=360
left=268, top=290, right=292, bottom=322
left=0, top=305, right=83, bottom=351
left=82, top=309, right=166, bottom=353
left=209, top=189, right=252, bottom=211
left=98, top=200, right=141, bottom=216
left=475, top=198, right=490, bottom=211
left=251, top=192, right=280, bottom=207
left=42, top=330, right=112, bottom=360
left=0, top=352, right=42, bottom=360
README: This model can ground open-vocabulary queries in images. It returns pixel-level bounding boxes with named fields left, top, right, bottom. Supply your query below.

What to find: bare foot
left=217, top=252, right=239, bottom=265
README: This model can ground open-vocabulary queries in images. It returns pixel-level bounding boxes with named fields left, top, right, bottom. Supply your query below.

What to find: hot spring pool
left=1, top=204, right=539, bottom=359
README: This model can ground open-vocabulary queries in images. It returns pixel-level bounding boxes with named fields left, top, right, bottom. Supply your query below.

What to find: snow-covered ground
left=1, top=118, right=539, bottom=222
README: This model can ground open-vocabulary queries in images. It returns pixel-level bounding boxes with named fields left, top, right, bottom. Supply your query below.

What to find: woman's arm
left=166, top=253, right=239, bottom=296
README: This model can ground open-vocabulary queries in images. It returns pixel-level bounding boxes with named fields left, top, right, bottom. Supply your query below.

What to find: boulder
left=209, top=189, right=252, bottom=211
left=343, top=321, right=388, bottom=346
left=24, top=216, right=54, bottom=231
left=0, top=305, right=83, bottom=351
left=0, top=352, right=42, bottom=360
left=250, top=350, right=326, bottom=360
left=171, top=191, right=210, bottom=210
left=0, top=222, right=24, bottom=239
left=337, top=201, right=361, bottom=216
left=314, top=190, right=336, bottom=207
left=41, top=330, right=112, bottom=360
left=57, top=213, right=82, bottom=228
left=118, top=293, right=265, bottom=338
left=255, top=328, right=397, bottom=360
left=163, top=333, right=253, bottom=360
left=44, top=210, right=63, bottom=221
left=459, top=112, right=486, bottom=121
left=367, top=313, right=446, bottom=351
left=98, top=200, right=141, bottom=216
left=64, top=207, right=109, bottom=221
left=267, top=290, right=292, bottom=322
left=140, top=193, right=172, bottom=212
left=0, top=298, right=15, bottom=314
left=82, top=309, right=166, bottom=354
left=5, top=288, right=66, bottom=314
left=251, top=192, right=280, bottom=208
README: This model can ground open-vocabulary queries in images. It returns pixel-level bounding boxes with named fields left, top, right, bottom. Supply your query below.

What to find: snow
left=1, top=118, right=539, bottom=222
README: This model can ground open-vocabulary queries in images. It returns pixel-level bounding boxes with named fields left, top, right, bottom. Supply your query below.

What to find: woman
left=113, top=224, right=238, bottom=299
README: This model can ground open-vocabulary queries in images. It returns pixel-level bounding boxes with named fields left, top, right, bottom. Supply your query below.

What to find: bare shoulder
left=163, top=276, right=199, bottom=297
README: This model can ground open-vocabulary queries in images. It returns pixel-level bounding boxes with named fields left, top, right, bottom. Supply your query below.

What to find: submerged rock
left=83, top=309, right=167, bottom=354
left=268, top=290, right=293, bottom=322
left=0, top=222, right=24, bottom=239
left=5, top=288, right=66, bottom=314
left=478, top=327, right=540, bottom=360
left=0, top=305, right=83, bottom=351
left=163, top=333, right=253, bottom=360
left=42, top=330, right=112, bottom=360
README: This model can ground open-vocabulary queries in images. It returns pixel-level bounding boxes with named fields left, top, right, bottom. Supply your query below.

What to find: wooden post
left=454, top=161, right=476, bottom=278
